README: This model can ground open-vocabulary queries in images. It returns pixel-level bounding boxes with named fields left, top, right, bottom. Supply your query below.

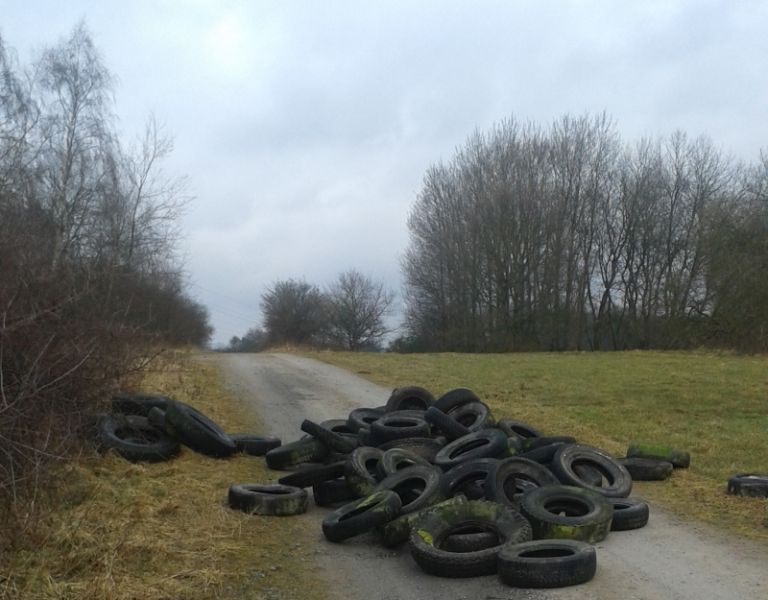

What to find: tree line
left=0, top=25, right=210, bottom=513
left=226, top=270, right=394, bottom=352
left=401, top=113, right=768, bottom=352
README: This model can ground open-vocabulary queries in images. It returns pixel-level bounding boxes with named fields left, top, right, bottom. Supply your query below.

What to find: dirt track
left=212, top=352, right=768, bottom=600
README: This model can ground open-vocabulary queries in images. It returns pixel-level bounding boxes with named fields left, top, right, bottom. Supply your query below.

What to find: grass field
left=311, top=349, right=768, bottom=542
left=1, top=351, right=328, bottom=600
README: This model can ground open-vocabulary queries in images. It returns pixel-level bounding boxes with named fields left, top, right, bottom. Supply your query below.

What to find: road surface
left=211, top=352, right=768, bottom=600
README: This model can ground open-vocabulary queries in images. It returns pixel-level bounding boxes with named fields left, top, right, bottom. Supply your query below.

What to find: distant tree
left=326, top=269, right=394, bottom=350
left=261, top=279, right=326, bottom=345
left=225, top=327, right=267, bottom=352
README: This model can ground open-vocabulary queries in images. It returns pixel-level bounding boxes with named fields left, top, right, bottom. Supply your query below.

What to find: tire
left=230, top=434, right=282, bottom=456
left=498, top=539, right=597, bottom=588
left=320, top=419, right=356, bottom=435
left=608, top=497, right=650, bottom=530
left=626, top=442, right=690, bottom=469
left=378, top=495, right=468, bottom=547
left=228, top=483, right=308, bottom=516
left=322, top=491, right=402, bottom=542
left=385, top=386, right=435, bottom=412
left=313, top=477, right=358, bottom=507
left=617, top=457, right=673, bottom=481
left=111, top=392, right=171, bottom=416
left=441, top=525, right=500, bottom=553
left=377, top=448, right=431, bottom=479
left=278, top=460, right=347, bottom=488
left=374, top=465, right=447, bottom=514
left=370, top=414, right=431, bottom=445
left=434, top=429, right=510, bottom=470
left=573, top=463, right=603, bottom=488
left=98, top=415, right=180, bottom=462
left=147, top=406, right=166, bottom=429
left=266, top=436, right=329, bottom=470
left=520, top=485, right=613, bottom=544
left=495, top=418, right=542, bottom=440
left=300, top=419, right=357, bottom=454
left=726, top=474, right=768, bottom=498
left=485, top=457, right=560, bottom=506
left=550, top=444, right=632, bottom=498
left=345, top=446, right=384, bottom=497
left=433, top=388, right=481, bottom=414
left=424, top=406, right=470, bottom=441
left=409, top=500, right=532, bottom=578
left=377, top=437, right=444, bottom=462
left=523, top=436, right=577, bottom=452
left=518, top=442, right=569, bottom=465
left=443, top=458, right=500, bottom=500
left=163, top=400, right=236, bottom=458
left=451, top=401, right=494, bottom=432
left=347, top=407, right=384, bottom=433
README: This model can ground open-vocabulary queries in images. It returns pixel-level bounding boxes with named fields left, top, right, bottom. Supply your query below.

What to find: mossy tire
left=521, top=485, right=613, bottom=544
left=266, top=436, right=329, bottom=470
left=228, top=483, right=308, bottom=516
left=322, top=491, right=402, bottom=542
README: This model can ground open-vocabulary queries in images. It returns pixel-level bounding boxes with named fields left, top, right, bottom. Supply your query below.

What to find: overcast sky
left=3, top=1, right=767, bottom=346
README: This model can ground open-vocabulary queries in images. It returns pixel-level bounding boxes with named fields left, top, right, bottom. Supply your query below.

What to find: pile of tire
left=98, top=392, right=281, bottom=462
left=238, top=386, right=690, bottom=589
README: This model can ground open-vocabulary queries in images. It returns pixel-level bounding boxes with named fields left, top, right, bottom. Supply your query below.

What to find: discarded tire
left=550, top=444, right=632, bottom=498
left=434, top=429, right=509, bottom=470
left=111, top=393, right=171, bottom=416
left=301, top=419, right=357, bottom=453
left=228, top=483, right=308, bottom=516
left=378, top=495, right=467, bottom=547
left=626, top=442, right=690, bottom=469
left=451, top=401, right=494, bottom=432
left=424, top=406, right=471, bottom=441
left=345, top=446, right=384, bottom=497
left=230, top=434, right=282, bottom=456
left=498, top=539, right=597, bottom=588
left=322, top=490, right=402, bottom=542
left=266, top=436, right=329, bottom=470
left=409, top=500, right=532, bottom=577
left=433, top=388, right=481, bottom=414
left=370, top=414, right=431, bottom=445
left=98, top=415, right=180, bottom=462
left=485, top=457, right=560, bottom=505
left=313, top=478, right=358, bottom=507
left=164, top=400, right=236, bottom=458
left=385, top=386, right=435, bottom=412
left=443, top=458, right=499, bottom=500
left=726, top=474, right=768, bottom=498
left=374, top=465, right=447, bottom=514
left=617, top=457, right=673, bottom=481
left=377, top=448, right=430, bottom=479
left=278, top=460, right=347, bottom=488
left=608, top=497, right=650, bottom=530
left=520, top=485, right=614, bottom=544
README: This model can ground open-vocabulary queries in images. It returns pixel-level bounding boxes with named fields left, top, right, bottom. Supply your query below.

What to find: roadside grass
left=1, top=350, right=329, bottom=600
left=310, top=350, right=768, bottom=542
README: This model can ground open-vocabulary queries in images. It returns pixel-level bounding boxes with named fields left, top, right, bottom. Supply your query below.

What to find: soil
left=210, top=352, right=768, bottom=600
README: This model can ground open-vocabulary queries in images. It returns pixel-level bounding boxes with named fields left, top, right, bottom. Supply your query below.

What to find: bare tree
left=326, top=269, right=394, bottom=350
left=261, top=279, right=326, bottom=346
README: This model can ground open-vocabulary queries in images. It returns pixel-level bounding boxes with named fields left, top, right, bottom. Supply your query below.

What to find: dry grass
left=1, top=350, right=329, bottom=600
left=310, top=349, right=768, bottom=542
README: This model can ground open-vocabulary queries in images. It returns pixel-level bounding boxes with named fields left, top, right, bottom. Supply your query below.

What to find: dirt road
left=212, top=352, right=768, bottom=600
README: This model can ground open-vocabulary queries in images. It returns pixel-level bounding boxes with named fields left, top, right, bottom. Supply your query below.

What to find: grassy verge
left=1, top=350, right=329, bottom=600
left=310, top=349, right=768, bottom=542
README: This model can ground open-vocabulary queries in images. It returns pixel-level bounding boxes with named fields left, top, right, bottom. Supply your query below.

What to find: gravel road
left=212, top=352, right=768, bottom=600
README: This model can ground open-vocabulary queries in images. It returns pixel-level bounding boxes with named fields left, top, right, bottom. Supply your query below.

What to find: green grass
left=310, top=349, right=768, bottom=541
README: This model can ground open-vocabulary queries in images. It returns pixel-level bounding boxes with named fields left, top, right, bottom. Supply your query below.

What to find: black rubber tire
left=443, top=458, right=499, bottom=500
left=320, top=419, right=356, bottom=435
left=433, top=388, right=481, bottom=414
left=111, top=393, right=171, bottom=416
left=378, top=495, right=468, bottom=547
left=377, top=437, right=444, bottom=462
left=498, top=539, right=597, bottom=588
left=573, top=463, right=604, bottom=488
left=424, top=406, right=471, bottom=441
left=163, top=400, right=236, bottom=458
left=322, top=491, right=402, bottom=542
left=377, top=448, right=431, bottom=479
left=278, top=460, right=347, bottom=488
left=301, top=419, right=357, bottom=453
left=441, top=525, right=500, bottom=553
left=409, top=500, right=532, bottom=578
left=451, top=401, right=494, bottom=432
left=347, top=407, right=384, bottom=433
left=517, top=442, right=569, bottom=465
left=385, top=386, right=435, bottom=412
left=230, top=434, right=282, bottom=456
left=266, top=436, right=329, bottom=470
left=374, top=465, right=447, bottom=514
left=524, top=436, right=577, bottom=452
left=617, top=457, right=673, bottom=481
left=434, top=429, right=510, bottom=470
left=550, top=444, right=632, bottom=498
left=520, top=485, right=614, bottom=544
left=147, top=406, right=166, bottom=429
left=608, top=497, right=650, bottom=530
left=345, top=446, right=384, bottom=497
left=98, top=415, right=180, bottom=462
left=726, top=473, right=768, bottom=498
left=370, top=414, right=431, bottom=445
left=626, top=442, right=690, bottom=469
left=495, top=418, right=542, bottom=440
left=227, top=483, right=308, bottom=516
left=485, top=457, right=561, bottom=506
left=313, top=477, right=358, bottom=507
